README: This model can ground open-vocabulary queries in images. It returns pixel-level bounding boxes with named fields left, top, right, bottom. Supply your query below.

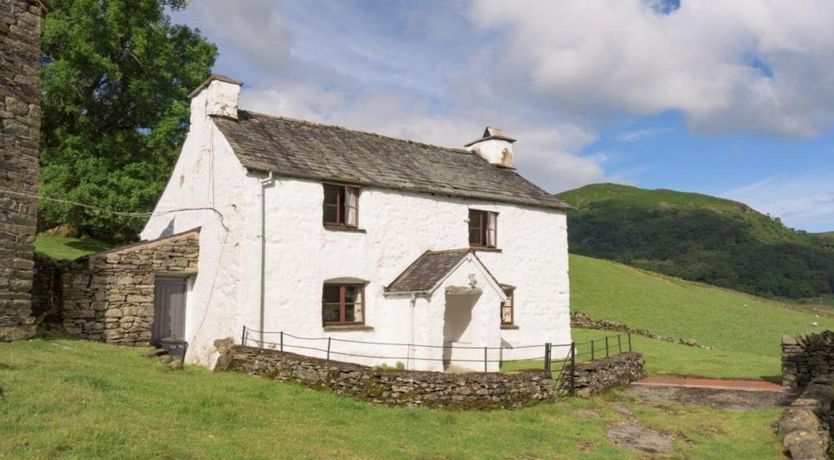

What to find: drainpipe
left=259, top=171, right=274, bottom=347
left=409, top=293, right=416, bottom=370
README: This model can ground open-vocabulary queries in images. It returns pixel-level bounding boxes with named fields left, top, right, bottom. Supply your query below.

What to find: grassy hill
left=557, top=183, right=834, bottom=299
left=570, top=254, right=834, bottom=379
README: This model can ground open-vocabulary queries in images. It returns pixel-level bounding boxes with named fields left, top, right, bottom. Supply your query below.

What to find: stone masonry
left=777, top=375, right=834, bottom=460
left=559, top=352, right=645, bottom=397
left=61, top=229, right=199, bottom=346
left=214, top=340, right=554, bottom=410
left=0, top=0, right=48, bottom=341
left=783, top=331, right=834, bottom=388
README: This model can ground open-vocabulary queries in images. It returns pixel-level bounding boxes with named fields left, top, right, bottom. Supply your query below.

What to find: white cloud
left=615, top=127, right=670, bottom=143
left=179, top=0, right=292, bottom=71
left=470, top=0, right=834, bottom=138
left=723, top=173, right=834, bottom=232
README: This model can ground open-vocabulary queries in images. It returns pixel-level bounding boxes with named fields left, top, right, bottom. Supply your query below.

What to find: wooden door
left=152, top=277, right=187, bottom=345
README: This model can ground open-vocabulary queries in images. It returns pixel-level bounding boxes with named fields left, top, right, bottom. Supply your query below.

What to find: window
left=500, top=286, right=515, bottom=326
left=323, top=184, right=359, bottom=228
left=469, top=209, right=497, bottom=248
left=322, top=283, right=365, bottom=325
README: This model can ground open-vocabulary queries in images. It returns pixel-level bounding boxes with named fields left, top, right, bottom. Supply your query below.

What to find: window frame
left=468, top=209, right=498, bottom=248
left=323, top=183, right=360, bottom=229
left=500, top=285, right=515, bottom=326
left=322, top=283, right=366, bottom=326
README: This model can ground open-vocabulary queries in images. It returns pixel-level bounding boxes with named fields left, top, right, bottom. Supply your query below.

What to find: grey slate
left=386, top=249, right=472, bottom=293
left=211, top=111, right=568, bottom=210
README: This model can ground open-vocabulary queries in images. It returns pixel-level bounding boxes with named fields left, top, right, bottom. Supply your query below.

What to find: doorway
left=151, top=277, right=187, bottom=346
left=442, top=291, right=480, bottom=370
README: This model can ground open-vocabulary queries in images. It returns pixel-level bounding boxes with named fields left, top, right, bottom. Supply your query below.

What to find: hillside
left=570, top=254, right=834, bottom=378
left=558, top=183, right=834, bottom=299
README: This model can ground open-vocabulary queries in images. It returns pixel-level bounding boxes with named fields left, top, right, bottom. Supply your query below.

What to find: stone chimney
left=188, top=74, right=243, bottom=121
left=464, top=127, right=516, bottom=168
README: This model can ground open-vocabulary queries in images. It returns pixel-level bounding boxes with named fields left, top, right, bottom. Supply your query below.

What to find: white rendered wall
left=140, top=88, right=255, bottom=366
left=256, top=179, right=571, bottom=369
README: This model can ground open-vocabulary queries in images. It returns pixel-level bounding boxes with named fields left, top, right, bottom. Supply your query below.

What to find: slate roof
left=211, top=111, right=568, bottom=210
left=385, top=248, right=505, bottom=294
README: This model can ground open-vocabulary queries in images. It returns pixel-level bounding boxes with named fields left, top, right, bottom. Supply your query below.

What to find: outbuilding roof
left=211, top=111, right=568, bottom=210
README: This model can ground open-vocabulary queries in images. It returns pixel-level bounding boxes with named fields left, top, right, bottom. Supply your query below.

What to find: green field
left=34, top=234, right=110, bottom=260
left=0, top=337, right=783, bottom=459
left=571, top=254, right=834, bottom=379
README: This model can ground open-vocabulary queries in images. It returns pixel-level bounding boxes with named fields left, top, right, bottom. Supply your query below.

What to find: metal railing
left=239, top=327, right=633, bottom=397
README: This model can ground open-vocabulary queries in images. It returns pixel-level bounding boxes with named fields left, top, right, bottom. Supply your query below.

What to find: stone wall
left=559, top=352, right=645, bottom=397
left=571, top=312, right=708, bottom=349
left=0, top=0, right=48, bottom=341
left=783, top=332, right=834, bottom=388
left=214, top=340, right=553, bottom=410
left=777, top=375, right=834, bottom=459
left=61, top=229, right=200, bottom=346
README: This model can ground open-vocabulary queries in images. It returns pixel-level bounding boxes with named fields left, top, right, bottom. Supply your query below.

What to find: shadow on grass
left=760, top=375, right=783, bottom=384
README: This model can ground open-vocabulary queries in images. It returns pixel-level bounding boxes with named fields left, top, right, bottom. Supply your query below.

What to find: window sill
left=470, top=246, right=502, bottom=253
left=323, top=325, right=374, bottom=332
left=500, top=324, right=519, bottom=330
left=324, top=225, right=366, bottom=233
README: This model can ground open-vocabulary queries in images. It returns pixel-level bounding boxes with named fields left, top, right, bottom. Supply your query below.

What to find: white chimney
left=464, top=127, right=516, bottom=168
left=188, top=74, right=243, bottom=122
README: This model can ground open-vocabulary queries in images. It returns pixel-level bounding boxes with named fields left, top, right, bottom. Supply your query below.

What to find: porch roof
left=385, top=249, right=503, bottom=296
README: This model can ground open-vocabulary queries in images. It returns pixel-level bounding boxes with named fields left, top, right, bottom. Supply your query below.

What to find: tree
left=39, top=0, right=217, bottom=242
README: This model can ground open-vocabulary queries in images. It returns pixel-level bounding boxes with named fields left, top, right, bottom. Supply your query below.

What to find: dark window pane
left=324, top=184, right=340, bottom=206
left=323, top=205, right=339, bottom=224
left=344, top=285, right=362, bottom=304
left=323, top=303, right=341, bottom=323
left=344, top=304, right=355, bottom=322
left=323, top=285, right=341, bottom=303
left=469, top=227, right=481, bottom=245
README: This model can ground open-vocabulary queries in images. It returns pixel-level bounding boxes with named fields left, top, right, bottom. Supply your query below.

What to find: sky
left=173, top=0, right=834, bottom=232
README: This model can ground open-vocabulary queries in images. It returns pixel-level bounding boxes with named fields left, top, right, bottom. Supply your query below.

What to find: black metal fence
left=239, top=327, right=632, bottom=397
left=574, top=333, right=632, bottom=363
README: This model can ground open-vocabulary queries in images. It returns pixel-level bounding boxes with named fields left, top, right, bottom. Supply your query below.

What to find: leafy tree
left=39, top=0, right=217, bottom=242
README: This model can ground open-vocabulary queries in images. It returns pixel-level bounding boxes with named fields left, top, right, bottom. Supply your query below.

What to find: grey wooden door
left=152, top=277, right=187, bottom=345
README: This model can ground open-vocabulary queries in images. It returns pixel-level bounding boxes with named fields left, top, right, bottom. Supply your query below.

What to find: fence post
left=544, top=343, right=552, bottom=372
left=280, top=331, right=284, bottom=353
left=618, top=334, right=622, bottom=354
left=591, top=340, right=595, bottom=361
left=605, top=336, right=609, bottom=358
left=628, top=333, right=632, bottom=352
left=241, top=325, right=247, bottom=345
left=484, top=347, right=488, bottom=373
left=570, top=342, right=576, bottom=397
left=327, top=337, right=332, bottom=361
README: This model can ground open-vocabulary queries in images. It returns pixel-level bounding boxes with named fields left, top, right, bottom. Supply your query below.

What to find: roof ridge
left=234, top=109, right=473, bottom=155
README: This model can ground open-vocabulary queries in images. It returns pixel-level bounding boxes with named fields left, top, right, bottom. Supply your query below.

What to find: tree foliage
left=39, top=0, right=217, bottom=242
left=559, top=184, right=834, bottom=300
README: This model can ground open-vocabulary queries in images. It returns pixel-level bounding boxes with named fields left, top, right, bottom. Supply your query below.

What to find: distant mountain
left=557, top=183, right=834, bottom=299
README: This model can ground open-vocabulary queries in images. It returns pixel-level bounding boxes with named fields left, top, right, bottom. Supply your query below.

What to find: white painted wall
left=142, top=80, right=571, bottom=370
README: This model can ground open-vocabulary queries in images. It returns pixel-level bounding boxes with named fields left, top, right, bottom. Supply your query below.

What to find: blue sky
left=174, top=0, right=834, bottom=232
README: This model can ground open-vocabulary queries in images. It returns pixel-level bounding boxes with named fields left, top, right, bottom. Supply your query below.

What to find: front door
left=152, top=277, right=187, bottom=345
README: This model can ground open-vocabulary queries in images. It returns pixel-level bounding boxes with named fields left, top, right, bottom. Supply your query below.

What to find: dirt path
left=626, top=382, right=797, bottom=410
left=634, top=376, right=785, bottom=392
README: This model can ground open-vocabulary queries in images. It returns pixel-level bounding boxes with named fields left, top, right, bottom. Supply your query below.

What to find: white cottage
left=141, top=75, right=571, bottom=371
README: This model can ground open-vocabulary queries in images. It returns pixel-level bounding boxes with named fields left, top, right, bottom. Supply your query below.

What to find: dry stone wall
left=0, top=0, right=47, bottom=341
left=214, top=340, right=554, bottom=410
left=783, top=332, right=834, bottom=388
left=559, top=352, right=645, bottom=397
left=778, top=375, right=834, bottom=460
left=61, top=230, right=199, bottom=346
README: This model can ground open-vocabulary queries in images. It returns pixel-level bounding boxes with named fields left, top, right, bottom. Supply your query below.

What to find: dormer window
left=469, top=209, right=497, bottom=248
left=323, top=184, right=359, bottom=228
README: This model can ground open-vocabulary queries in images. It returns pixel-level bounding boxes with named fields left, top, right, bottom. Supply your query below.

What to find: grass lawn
left=571, top=254, right=834, bottom=379
left=34, top=234, right=110, bottom=260
left=0, top=337, right=782, bottom=459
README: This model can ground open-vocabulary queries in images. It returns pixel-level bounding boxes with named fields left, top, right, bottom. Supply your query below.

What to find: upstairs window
left=500, top=286, right=515, bottom=326
left=323, top=184, right=359, bottom=228
left=322, top=283, right=365, bottom=325
left=469, top=209, right=497, bottom=248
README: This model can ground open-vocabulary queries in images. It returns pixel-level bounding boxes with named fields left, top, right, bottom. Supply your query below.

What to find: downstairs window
left=322, top=283, right=365, bottom=325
